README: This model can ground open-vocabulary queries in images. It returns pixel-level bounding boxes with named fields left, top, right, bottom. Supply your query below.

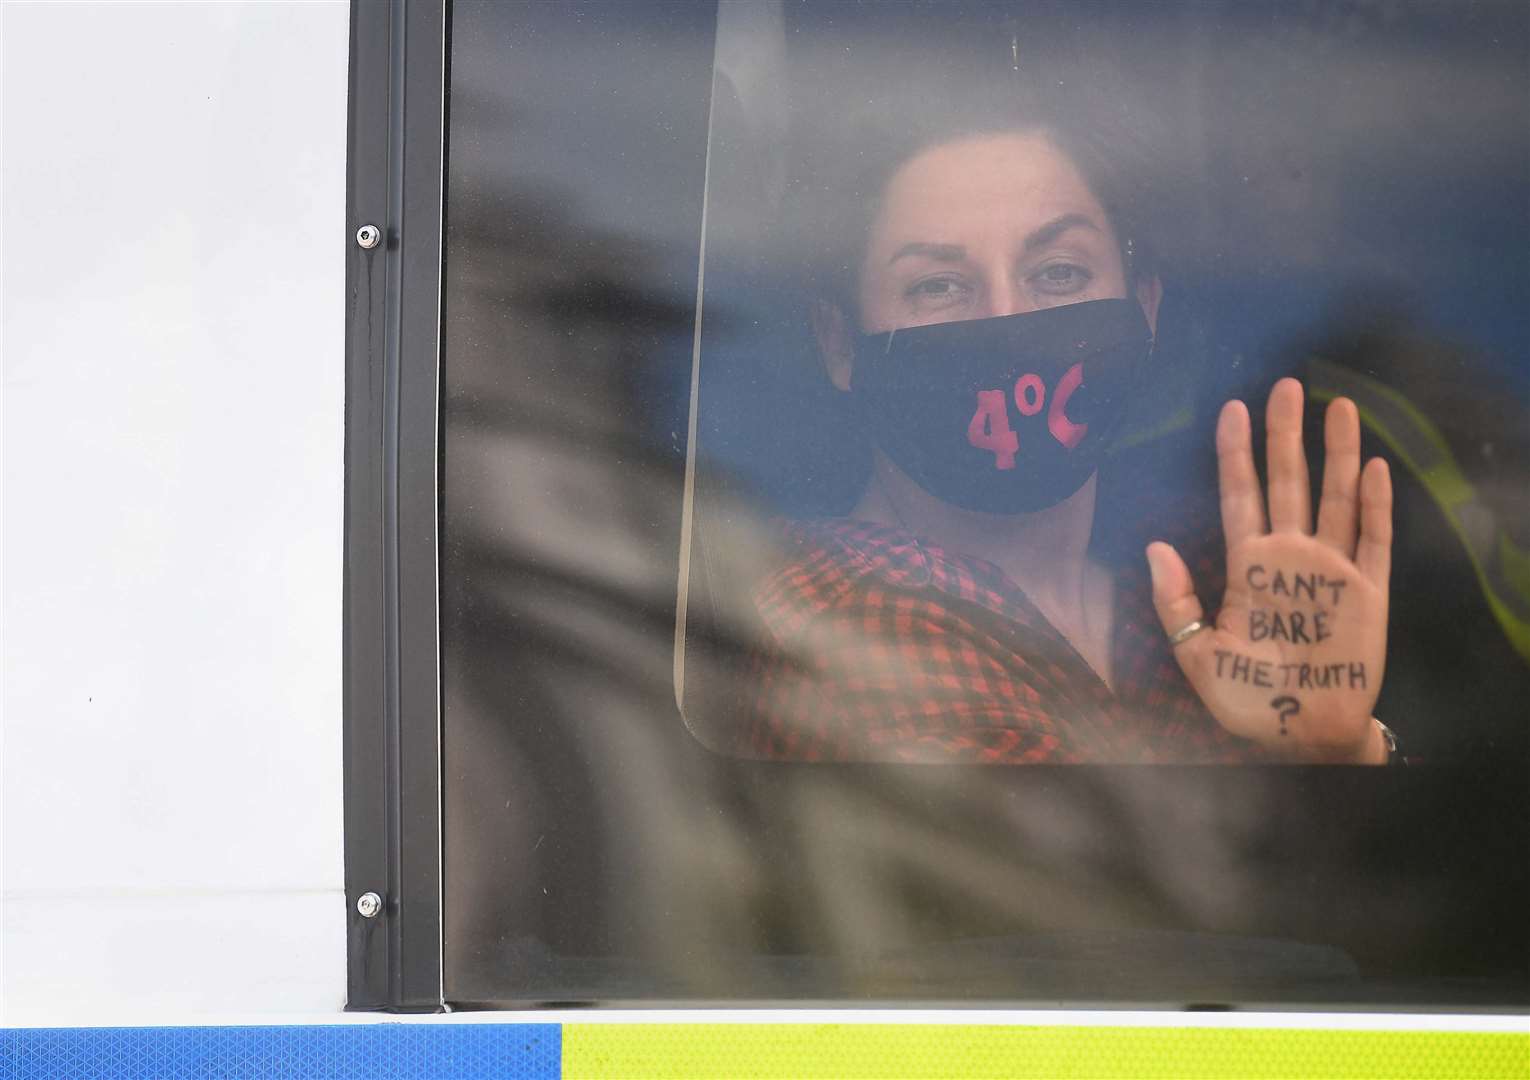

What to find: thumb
left=1146, top=541, right=1204, bottom=635
left=1145, top=542, right=1219, bottom=680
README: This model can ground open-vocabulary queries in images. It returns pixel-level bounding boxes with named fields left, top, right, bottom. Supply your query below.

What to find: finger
left=1315, top=396, right=1362, bottom=555
left=1146, top=541, right=1210, bottom=648
left=1217, top=400, right=1266, bottom=550
left=1355, top=457, right=1392, bottom=590
left=1266, top=377, right=1313, bottom=533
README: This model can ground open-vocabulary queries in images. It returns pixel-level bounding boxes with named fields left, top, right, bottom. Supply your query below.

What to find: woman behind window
left=733, top=57, right=1395, bottom=765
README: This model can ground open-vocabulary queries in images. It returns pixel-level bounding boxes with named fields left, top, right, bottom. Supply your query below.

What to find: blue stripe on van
left=0, top=1024, right=561, bottom=1080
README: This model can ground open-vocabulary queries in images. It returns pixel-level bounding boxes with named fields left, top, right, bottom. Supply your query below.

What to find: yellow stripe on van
left=562, top=1024, right=1530, bottom=1079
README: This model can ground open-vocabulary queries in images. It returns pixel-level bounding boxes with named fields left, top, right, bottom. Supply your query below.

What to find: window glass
left=441, top=0, right=1529, bottom=1006
left=681, top=1, right=1530, bottom=768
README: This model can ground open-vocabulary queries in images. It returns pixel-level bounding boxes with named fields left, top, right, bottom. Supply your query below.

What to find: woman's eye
left=905, top=276, right=971, bottom=308
left=1030, top=263, right=1092, bottom=295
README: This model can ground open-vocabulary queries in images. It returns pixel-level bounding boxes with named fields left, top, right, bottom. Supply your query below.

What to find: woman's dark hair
left=783, top=29, right=1168, bottom=324
left=701, top=7, right=1177, bottom=515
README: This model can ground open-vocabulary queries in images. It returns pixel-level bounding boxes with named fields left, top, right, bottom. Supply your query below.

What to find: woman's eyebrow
left=886, top=215, right=1102, bottom=266
left=1023, top=212, right=1100, bottom=251
left=887, top=241, right=966, bottom=265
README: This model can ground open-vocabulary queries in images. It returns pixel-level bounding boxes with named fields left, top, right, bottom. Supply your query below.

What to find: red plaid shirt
left=738, top=517, right=1262, bottom=764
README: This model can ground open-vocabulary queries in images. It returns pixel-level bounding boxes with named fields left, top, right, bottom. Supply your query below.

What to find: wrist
left=1287, top=716, right=1390, bottom=764
left=1351, top=717, right=1392, bottom=765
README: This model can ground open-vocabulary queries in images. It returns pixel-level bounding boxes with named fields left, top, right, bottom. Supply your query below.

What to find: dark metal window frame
left=343, top=0, right=449, bottom=1013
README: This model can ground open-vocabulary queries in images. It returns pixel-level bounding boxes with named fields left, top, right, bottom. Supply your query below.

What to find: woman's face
left=856, top=131, right=1133, bottom=335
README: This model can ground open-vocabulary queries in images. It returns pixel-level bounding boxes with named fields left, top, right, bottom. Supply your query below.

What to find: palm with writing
left=1146, top=378, right=1393, bottom=763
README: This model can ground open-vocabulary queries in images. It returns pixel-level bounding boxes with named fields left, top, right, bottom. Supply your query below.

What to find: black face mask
left=849, top=298, right=1152, bottom=515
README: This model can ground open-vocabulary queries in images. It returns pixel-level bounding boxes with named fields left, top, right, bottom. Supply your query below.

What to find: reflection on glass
left=443, top=0, right=1529, bottom=1007
left=680, top=1, right=1528, bottom=769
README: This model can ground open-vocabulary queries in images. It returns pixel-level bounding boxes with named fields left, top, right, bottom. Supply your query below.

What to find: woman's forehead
left=867, top=131, right=1111, bottom=250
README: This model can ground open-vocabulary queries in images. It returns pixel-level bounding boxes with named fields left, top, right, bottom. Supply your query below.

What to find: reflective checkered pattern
left=562, top=1024, right=1530, bottom=1079
left=0, top=1025, right=560, bottom=1080
left=741, top=518, right=1260, bottom=763
left=5, top=1023, right=1523, bottom=1078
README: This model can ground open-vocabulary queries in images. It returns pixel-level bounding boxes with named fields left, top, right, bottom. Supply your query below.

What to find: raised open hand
left=1146, top=378, right=1393, bottom=763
